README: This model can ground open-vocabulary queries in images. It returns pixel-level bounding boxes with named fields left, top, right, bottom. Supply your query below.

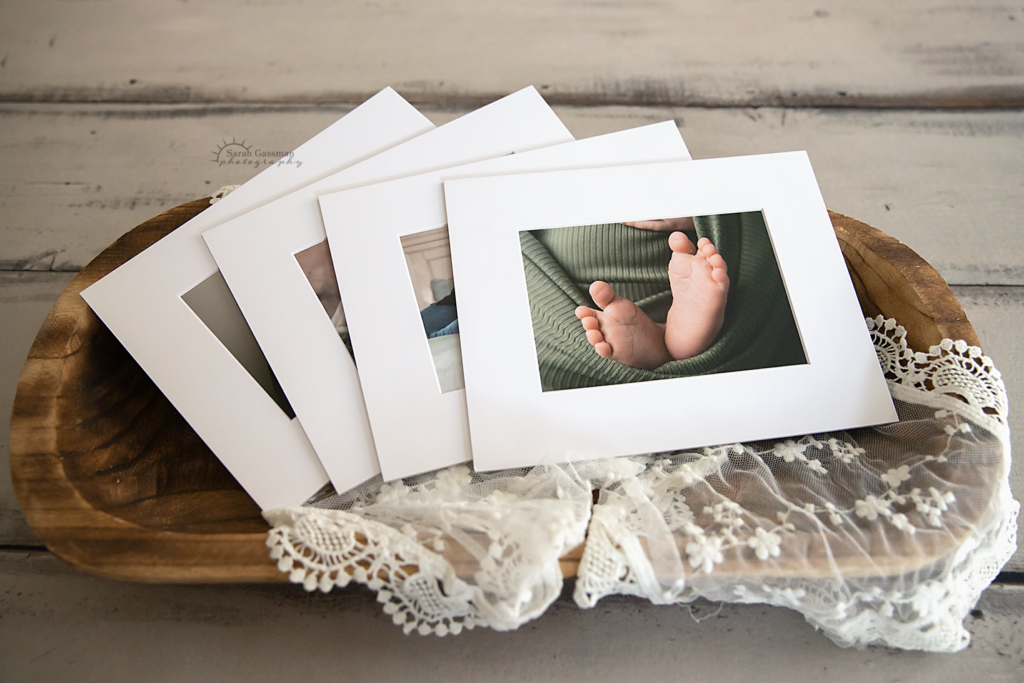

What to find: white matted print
left=444, top=151, right=899, bottom=472
left=82, top=88, right=433, bottom=509
left=203, top=87, right=572, bottom=495
left=320, top=122, right=691, bottom=481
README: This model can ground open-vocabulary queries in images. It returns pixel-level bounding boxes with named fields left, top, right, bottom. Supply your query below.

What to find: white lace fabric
left=265, top=318, right=1018, bottom=651
left=209, top=185, right=241, bottom=204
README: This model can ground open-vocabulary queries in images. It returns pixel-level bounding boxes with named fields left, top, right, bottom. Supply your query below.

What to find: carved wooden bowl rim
left=9, top=200, right=983, bottom=583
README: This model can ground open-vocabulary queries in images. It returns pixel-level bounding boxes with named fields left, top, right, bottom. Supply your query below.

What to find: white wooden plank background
left=2, top=105, right=1022, bottom=283
left=1, top=551, right=1022, bottom=682
left=1, top=0, right=1021, bottom=673
left=1, top=0, right=1023, bottom=107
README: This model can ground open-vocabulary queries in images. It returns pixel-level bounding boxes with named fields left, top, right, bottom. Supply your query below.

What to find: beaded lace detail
left=265, top=318, right=1017, bottom=651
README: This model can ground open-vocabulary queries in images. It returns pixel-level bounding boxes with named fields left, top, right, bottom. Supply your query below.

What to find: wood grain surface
left=832, top=211, right=981, bottom=350
left=10, top=199, right=279, bottom=582
left=0, top=272, right=74, bottom=546
left=2, top=0, right=1023, bottom=108
left=3, top=106, right=1021, bottom=286
left=8, top=201, right=991, bottom=582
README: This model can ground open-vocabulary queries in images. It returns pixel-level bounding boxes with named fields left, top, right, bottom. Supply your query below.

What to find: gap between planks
left=4, top=87, right=1024, bottom=111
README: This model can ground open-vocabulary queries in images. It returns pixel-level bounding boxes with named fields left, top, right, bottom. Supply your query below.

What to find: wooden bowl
left=9, top=201, right=982, bottom=582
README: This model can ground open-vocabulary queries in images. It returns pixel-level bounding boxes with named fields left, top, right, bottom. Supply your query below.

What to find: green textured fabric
left=521, top=212, right=806, bottom=391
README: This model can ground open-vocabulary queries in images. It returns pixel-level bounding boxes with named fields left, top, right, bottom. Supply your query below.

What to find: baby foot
left=575, top=281, right=672, bottom=370
left=664, top=234, right=730, bottom=361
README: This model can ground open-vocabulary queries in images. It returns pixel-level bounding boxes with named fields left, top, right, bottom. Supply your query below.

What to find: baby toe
left=699, top=242, right=719, bottom=258
left=668, top=231, right=696, bottom=255
left=589, top=281, right=617, bottom=309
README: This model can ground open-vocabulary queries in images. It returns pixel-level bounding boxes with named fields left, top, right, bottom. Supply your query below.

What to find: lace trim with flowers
left=265, top=318, right=1017, bottom=652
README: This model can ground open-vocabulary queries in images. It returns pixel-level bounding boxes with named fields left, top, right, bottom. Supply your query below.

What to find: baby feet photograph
left=521, top=211, right=807, bottom=392
left=575, top=230, right=730, bottom=370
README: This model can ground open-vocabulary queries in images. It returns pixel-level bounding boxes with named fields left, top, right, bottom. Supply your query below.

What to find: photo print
left=445, top=152, right=898, bottom=472
left=293, top=239, right=351, bottom=355
left=399, top=226, right=465, bottom=393
left=203, top=86, right=571, bottom=494
left=522, top=211, right=806, bottom=392
left=82, top=87, right=434, bottom=509
left=293, top=232, right=465, bottom=394
left=318, top=121, right=693, bottom=481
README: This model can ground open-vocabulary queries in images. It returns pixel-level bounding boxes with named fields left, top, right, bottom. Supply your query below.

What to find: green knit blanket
left=521, top=212, right=806, bottom=391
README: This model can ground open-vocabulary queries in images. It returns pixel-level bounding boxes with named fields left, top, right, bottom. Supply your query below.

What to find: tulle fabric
left=265, top=318, right=1017, bottom=651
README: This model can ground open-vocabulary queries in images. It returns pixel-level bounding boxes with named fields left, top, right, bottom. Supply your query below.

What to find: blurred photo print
left=400, top=226, right=465, bottom=393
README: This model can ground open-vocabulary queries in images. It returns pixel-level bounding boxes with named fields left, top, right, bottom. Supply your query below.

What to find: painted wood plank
left=0, top=550, right=1021, bottom=680
left=1, top=104, right=1021, bottom=284
left=0, top=272, right=75, bottom=547
left=587, top=107, right=1024, bottom=287
left=2, top=0, right=1023, bottom=107
left=0, top=103, right=354, bottom=271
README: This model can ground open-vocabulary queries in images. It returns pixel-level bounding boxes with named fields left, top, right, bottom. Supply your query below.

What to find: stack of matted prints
left=82, top=86, right=896, bottom=509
